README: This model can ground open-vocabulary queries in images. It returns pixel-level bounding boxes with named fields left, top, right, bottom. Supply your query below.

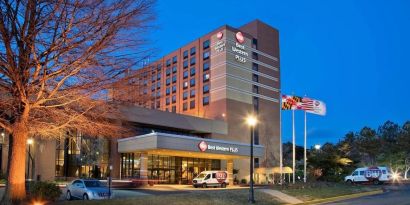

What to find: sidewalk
left=260, top=189, right=303, bottom=204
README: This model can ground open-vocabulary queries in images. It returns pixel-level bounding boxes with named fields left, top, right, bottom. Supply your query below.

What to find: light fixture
left=27, top=138, right=34, bottom=145
left=246, top=115, right=257, bottom=127
left=314, top=144, right=321, bottom=150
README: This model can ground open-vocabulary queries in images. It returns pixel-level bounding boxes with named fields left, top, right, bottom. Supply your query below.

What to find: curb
left=294, top=189, right=384, bottom=205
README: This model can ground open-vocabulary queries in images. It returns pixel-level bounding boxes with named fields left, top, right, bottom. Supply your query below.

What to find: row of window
left=165, top=96, right=210, bottom=112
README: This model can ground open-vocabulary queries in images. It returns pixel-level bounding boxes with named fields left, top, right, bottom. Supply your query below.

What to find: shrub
left=240, top=179, right=247, bottom=184
left=28, top=181, right=62, bottom=201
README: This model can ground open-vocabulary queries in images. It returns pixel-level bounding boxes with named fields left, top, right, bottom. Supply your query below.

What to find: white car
left=66, top=179, right=112, bottom=200
left=192, top=171, right=229, bottom=188
left=344, top=166, right=392, bottom=185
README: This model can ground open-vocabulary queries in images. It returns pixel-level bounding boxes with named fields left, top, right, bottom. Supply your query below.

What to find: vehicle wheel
left=346, top=179, right=353, bottom=184
left=193, top=185, right=197, bottom=188
left=373, top=179, right=380, bottom=185
left=66, top=191, right=72, bottom=201
left=202, top=183, right=207, bottom=188
left=221, top=183, right=227, bottom=188
left=83, top=193, right=89, bottom=200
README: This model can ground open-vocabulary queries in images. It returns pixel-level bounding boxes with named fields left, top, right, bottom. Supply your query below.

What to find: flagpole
left=304, top=111, right=307, bottom=183
left=280, top=100, right=283, bottom=185
left=292, top=109, right=295, bottom=184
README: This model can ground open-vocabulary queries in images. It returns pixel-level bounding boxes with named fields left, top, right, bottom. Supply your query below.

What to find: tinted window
left=190, top=100, right=195, bottom=109
left=183, top=71, right=188, bottom=79
left=203, top=51, right=210, bottom=60
left=203, top=40, right=210, bottom=49
left=190, top=89, right=195, bottom=97
left=190, top=67, right=196, bottom=76
left=166, top=87, right=170, bottom=95
left=172, top=56, right=177, bottom=63
left=172, top=95, right=176, bottom=103
left=190, top=47, right=196, bottom=55
left=183, top=60, right=188, bottom=68
left=359, top=171, right=364, bottom=176
left=203, top=84, right=209, bottom=93
left=203, top=62, right=210, bottom=71
left=190, top=57, right=196, bottom=65
left=183, top=50, right=188, bottom=59
left=183, top=102, right=188, bottom=111
left=172, top=75, right=177, bottom=83
left=84, top=181, right=102, bottom=188
left=166, top=59, right=171, bottom=66
left=190, top=78, right=195, bottom=86
left=183, top=92, right=188, bottom=100
left=203, top=96, right=209, bottom=105
left=172, top=66, right=177, bottom=73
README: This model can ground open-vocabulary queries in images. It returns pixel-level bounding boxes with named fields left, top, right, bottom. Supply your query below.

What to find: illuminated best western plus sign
left=198, top=141, right=239, bottom=153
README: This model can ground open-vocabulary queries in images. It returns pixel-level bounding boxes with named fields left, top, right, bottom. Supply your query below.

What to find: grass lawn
left=277, top=182, right=382, bottom=202
left=53, top=189, right=284, bottom=205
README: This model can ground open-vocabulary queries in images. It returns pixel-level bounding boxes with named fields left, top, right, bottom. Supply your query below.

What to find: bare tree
left=0, top=0, right=155, bottom=203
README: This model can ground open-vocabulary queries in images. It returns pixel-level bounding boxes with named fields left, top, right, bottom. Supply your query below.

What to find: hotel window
left=172, top=85, right=177, bottom=93
left=203, top=40, right=210, bottom=49
left=183, top=71, right=188, bottom=79
left=151, top=84, right=155, bottom=91
left=253, top=85, right=259, bottom=94
left=190, top=89, right=195, bottom=97
left=252, top=74, right=259, bottom=82
left=166, top=68, right=171, bottom=76
left=143, top=79, right=148, bottom=85
left=156, top=81, right=161, bottom=89
left=254, top=128, right=259, bottom=145
left=166, top=78, right=171, bottom=85
left=156, top=100, right=160, bottom=109
left=183, top=81, right=188, bottom=89
left=190, top=67, right=196, bottom=76
left=183, top=102, right=188, bottom=111
left=157, top=73, right=161, bottom=80
left=190, top=47, right=196, bottom=55
left=190, top=57, right=196, bottom=65
left=190, top=78, right=195, bottom=86
left=172, top=95, right=176, bottom=103
left=166, top=98, right=170, bottom=105
left=252, top=52, right=258, bottom=60
left=252, top=63, right=258, bottom=71
left=203, top=73, right=210, bottom=82
left=157, top=64, right=162, bottom=70
left=253, top=97, right=259, bottom=112
left=252, top=38, right=258, bottom=49
left=172, top=106, right=176, bottom=112
left=172, top=56, right=177, bottom=64
left=143, top=89, right=147, bottom=94
left=203, top=96, right=209, bottom=105
left=172, top=66, right=177, bottom=73
left=172, top=75, right=177, bottom=83
left=156, top=91, right=160, bottom=97
left=203, top=84, right=209, bottom=93
left=183, top=60, right=188, bottom=68
left=203, top=51, right=210, bottom=60
left=166, top=59, right=171, bottom=66
left=166, top=87, right=170, bottom=95
left=183, top=91, right=188, bottom=100
left=151, top=75, right=155, bottom=82
left=203, top=62, right=210, bottom=71
left=190, top=100, right=195, bottom=109
left=183, top=50, right=188, bottom=59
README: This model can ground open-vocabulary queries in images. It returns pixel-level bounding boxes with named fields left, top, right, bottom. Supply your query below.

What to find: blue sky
left=147, top=0, right=410, bottom=146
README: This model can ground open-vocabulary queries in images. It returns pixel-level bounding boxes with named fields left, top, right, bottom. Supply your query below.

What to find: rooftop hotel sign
left=198, top=140, right=239, bottom=153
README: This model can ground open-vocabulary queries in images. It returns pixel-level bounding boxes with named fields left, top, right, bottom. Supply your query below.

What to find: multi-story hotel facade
left=0, top=19, right=280, bottom=184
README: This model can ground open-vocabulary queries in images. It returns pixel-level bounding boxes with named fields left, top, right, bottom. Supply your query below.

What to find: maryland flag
left=281, top=95, right=303, bottom=110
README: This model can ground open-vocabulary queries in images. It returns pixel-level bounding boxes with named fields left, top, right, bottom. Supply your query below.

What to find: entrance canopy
left=118, top=132, right=264, bottom=159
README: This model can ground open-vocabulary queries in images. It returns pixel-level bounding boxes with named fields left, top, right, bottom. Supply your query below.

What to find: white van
left=344, top=166, right=392, bottom=185
left=192, top=171, right=229, bottom=188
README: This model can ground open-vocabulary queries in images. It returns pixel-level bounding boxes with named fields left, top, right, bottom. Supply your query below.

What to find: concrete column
left=140, top=152, right=148, bottom=185
left=227, top=159, right=233, bottom=186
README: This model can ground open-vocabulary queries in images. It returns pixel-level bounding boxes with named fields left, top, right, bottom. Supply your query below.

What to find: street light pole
left=27, top=138, right=34, bottom=180
left=246, top=115, right=257, bottom=204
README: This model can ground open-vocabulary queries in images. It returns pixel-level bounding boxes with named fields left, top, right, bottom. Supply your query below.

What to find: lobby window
left=203, top=84, right=209, bottom=93
left=190, top=78, right=195, bottom=86
left=252, top=52, right=258, bottom=60
left=254, top=158, right=259, bottom=168
left=166, top=68, right=171, bottom=76
left=190, top=89, right=195, bottom=97
left=183, top=81, right=188, bottom=89
left=172, top=95, right=176, bottom=103
left=183, top=50, right=188, bottom=59
left=172, top=75, right=177, bottom=83
left=183, top=102, right=188, bottom=111
left=252, top=74, right=259, bottom=82
left=166, top=97, right=170, bottom=105
left=203, top=51, right=210, bottom=60
left=172, top=66, right=177, bottom=73
left=203, top=40, right=210, bottom=49
left=172, top=106, right=176, bottom=112
left=166, top=78, right=171, bottom=85
left=183, top=71, right=188, bottom=79
left=172, top=85, right=177, bottom=93
left=203, top=62, right=210, bottom=71
left=183, top=91, right=188, bottom=100
left=190, top=100, right=195, bottom=109
left=203, top=73, right=210, bottom=82
left=166, top=59, right=171, bottom=66
left=190, top=57, right=196, bottom=65
left=172, top=56, right=177, bottom=64
left=166, top=87, right=170, bottom=95
left=190, top=67, right=196, bottom=76
left=190, top=47, right=196, bottom=55
left=183, top=60, right=188, bottom=68
left=252, top=63, right=258, bottom=71
left=203, top=96, right=209, bottom=105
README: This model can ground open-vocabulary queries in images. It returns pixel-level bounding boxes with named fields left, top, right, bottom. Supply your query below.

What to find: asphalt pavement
left=323, top=184, right=410, bottom=205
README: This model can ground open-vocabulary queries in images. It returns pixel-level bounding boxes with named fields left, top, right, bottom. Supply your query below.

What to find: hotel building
left=0, top=19, right=280, bottom=184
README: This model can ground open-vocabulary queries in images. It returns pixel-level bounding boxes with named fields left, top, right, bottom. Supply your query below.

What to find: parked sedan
left=66, top=179, right=112, bottom=200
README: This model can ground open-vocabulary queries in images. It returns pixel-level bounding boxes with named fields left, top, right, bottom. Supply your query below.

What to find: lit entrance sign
left=198, top=140, right=239, bottom=153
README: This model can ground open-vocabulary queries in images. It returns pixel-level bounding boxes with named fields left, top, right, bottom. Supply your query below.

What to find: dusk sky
left=146, top=0, right=410, bottom=147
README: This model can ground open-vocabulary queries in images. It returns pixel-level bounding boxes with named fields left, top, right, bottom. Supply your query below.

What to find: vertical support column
left=140, top=152, right=148, bottom=185
left=227, top=159, right=233, bottom=186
